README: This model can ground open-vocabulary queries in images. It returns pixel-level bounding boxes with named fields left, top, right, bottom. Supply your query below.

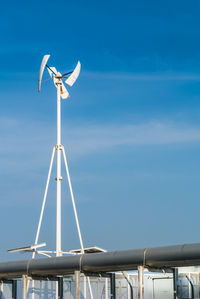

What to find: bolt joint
left=55, top=144, right=63, bottom=150
left=55, top=176, right=63, bottom=181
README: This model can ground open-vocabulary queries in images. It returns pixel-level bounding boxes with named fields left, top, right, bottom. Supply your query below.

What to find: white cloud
left=83, top=71, right=200, bottom=82
left=64, top=121, right=200, bottom=157
left=0, top=117, right=200, bottom=160
left=0, top=117, right=200, bottom=206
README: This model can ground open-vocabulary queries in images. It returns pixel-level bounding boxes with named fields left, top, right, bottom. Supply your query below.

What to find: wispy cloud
left=64, top=121, right=200, bottom=157
left=0, top=117, right=200, bottom=207
left=1, top=117, right=200, bottom=160
left=83, top=71, right=200, bottom=82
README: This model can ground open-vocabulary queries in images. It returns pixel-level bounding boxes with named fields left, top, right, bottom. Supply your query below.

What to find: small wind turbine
left=37, top=55, right=93, bottom=298
left=38, top=54, right=81, bottom=97
left=36, top=54, right=83, bottom=259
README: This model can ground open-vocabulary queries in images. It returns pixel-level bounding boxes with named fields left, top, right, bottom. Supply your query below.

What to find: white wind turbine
left=36, top=54, right=83, bottom=258
left=37, top=55, right=94, bottom=299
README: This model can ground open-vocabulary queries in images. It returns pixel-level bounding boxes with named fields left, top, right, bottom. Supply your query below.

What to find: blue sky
left=1, top=0, right=200, bottom=261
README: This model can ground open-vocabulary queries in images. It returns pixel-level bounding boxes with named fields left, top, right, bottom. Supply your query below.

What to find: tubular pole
left=75, top=271, right=80, bottom=299
left=62, top=147, right=84, bottom=251
left=56, top=84, right=62, bottom=257
left=83, top=276, right=86, bottom=298
left=105, top=278, right=108, bottom=299
left=22, top=275, right=28, bottom=299
left=0, top=282, right=3, bottom=299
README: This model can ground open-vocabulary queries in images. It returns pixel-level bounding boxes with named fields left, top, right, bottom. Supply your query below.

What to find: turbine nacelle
left=38, top=54, right=81, bottom=100
left=47, top=67, right=69, bottom=99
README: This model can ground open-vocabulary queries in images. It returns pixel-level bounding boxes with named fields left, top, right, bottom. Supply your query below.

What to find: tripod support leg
left=61, top=146, right=94, bottom=299
left=31, top=146, right=56, bottom=299
left=61, top=146, right=84, bottom=251
left=33, top=146, right=56, bottom=255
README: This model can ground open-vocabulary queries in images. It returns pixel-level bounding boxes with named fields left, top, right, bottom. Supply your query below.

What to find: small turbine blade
left=38, top=54, right=50, bottom=92
left=65, top=61, right=81, bottom=86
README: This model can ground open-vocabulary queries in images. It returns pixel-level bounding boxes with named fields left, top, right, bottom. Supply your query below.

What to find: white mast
left=56, top=82, right=62, bottom=256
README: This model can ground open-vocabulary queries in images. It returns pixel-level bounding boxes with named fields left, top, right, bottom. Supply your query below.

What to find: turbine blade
left=38, top=55, right=50, bottom=92
left=65, top=61, right=81, bottom=87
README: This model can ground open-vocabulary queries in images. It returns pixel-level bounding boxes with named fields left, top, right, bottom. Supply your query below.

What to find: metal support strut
left=138, top=266, right=144, bottom=299
left=12, top=280, right=17, bottom=299
left=110, top=273, right=116, bottom=299
left=75, top=271, right=80, bottom=299
left=58, top=277, right=63, bottom=299
left=173, top=268, right=178, bottom=299
left=22, top=275, right=28, bottom=299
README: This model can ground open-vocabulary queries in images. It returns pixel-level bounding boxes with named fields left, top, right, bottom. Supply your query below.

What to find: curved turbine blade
left=65, top=61, right=81, bottom=87
left=38, top=54, right=50, bottom=92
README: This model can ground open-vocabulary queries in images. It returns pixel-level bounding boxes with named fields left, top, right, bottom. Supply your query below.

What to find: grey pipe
left=0, top=243, right=200, bottom=278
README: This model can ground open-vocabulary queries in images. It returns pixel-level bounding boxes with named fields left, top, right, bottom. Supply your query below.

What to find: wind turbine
left=36, top=55, right=94, bottom=299
left=36, top=54, right=83, bottom=258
